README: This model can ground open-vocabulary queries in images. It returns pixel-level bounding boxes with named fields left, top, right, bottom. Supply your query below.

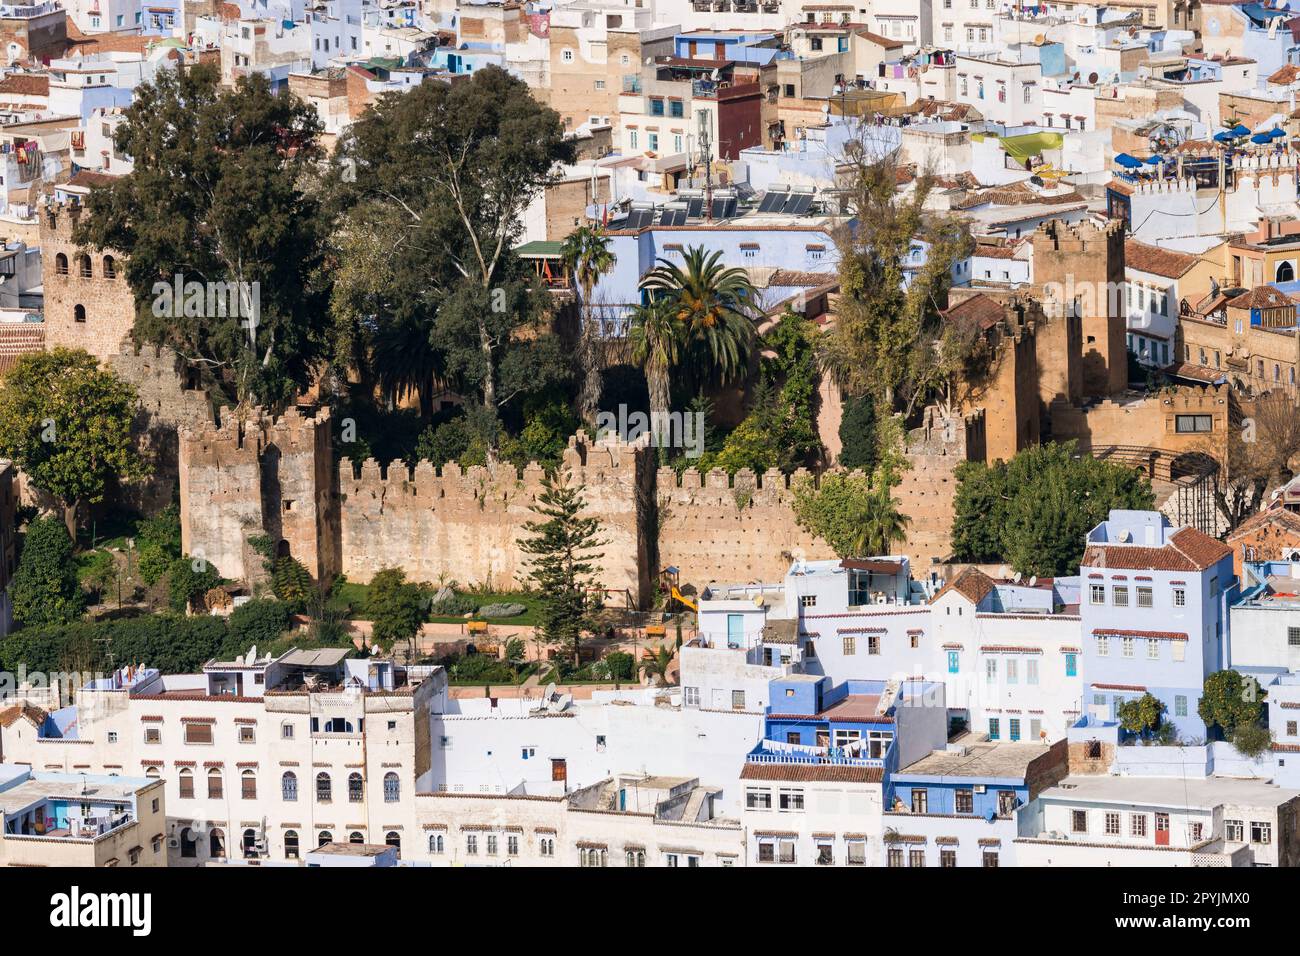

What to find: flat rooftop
left=0, top=776, right=141, bottom=816
left=898, top=742, right=1049, bottom=780
left=819, top=694, right=883, bottom=721
left=1039, top=774, right=1300, bottom=810
left=309, top=842, right=393, bottom=857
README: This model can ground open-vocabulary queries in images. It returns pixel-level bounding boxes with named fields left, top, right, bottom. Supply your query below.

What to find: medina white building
left=0, top=649, right=445, bottom=866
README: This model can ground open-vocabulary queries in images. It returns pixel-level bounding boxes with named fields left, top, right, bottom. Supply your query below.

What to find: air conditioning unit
left=973, top=784, right=986, bottom=794
left=166, top=838, right=179, bottom=849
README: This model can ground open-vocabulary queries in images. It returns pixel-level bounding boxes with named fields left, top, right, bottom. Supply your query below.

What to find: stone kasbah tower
left=1031, top=218, right=1127, bottom=400
left=178, top=407, right=342, bottom=587
left=39, top=198, right=136, bottom=360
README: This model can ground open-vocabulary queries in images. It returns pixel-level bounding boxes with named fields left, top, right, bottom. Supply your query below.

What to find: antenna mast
left=698, top=109, right=713, bottom=222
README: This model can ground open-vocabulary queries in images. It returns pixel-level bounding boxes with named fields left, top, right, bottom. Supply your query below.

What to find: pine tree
left=10, top=516, right=84, bottom=628
left=518, top=472, right=606, bottom=666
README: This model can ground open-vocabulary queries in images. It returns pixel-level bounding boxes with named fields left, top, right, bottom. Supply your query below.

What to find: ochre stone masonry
left=337, top=436, right=652, bottom=603
left=179, top=403, right=987, bottom=603
left=39, top=202, right=136, bottom=361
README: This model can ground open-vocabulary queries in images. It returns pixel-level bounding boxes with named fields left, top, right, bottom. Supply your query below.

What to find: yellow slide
left=671, top=586, right=697, bottom=612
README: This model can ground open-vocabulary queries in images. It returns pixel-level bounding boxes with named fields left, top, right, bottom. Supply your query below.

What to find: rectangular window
left=843, top=636, right=856, bottom=656
left=1105, top=812, right=1121, bottom=835
left=887, top=848, right=904, bottom=867
left=1065, top=653, right=1077, bottom=677
left=778, top=840, right=796, bottom=863
left=799, top=595, right=817, bottom=608
left=758, top=842, right=775, bottom=863
left=1173, top=588, right=1185, bottom=607
left=466, top=835, right=478, bottom=855
left=239, top=726, right=255, bottom=744
left=1130, top=814, right=1147, bottom=837
left=1172, top=641, right=1185, bottom=663
left=1006, top=660, right=1018, bottom=684
left=732, top=690, right=746, bottom=711
left=1122, top=637, right=1135, bottom=659
left=868, top=635, right=880, bottom=655
left=1289, top=627, right=1300, bottom=647
left=988, top=718, right=1000, bottom=741
left=1175, top=414, right=1213, bottom=433
left=1071, top=810, right=1088, bottom=834
left=1009, top=718, right=1021, bottom=742
left=1251, top=821, right=1272, bottom=844
left=746, top=788, right=772, bottom=810
left=144, top=727, right=161, bottom=744
left=669, top=100, right=684, bottom=118
left=983, top=851, right=999, bottom=867
left=1136, top=587, right=1153, bottom=608
left=1090, top=584, right=1105, bottom=605
left=726, top=614, right=744, bottom=648
left=955, top=789, right=973, bottom=813
left=1147, top=639, right=1160, bottom=660
left=1027, top=659, right=1039, bottom=685
left=909, top=849, right=925, bottom=867
left=683, top=687, right=700, bottom=708
left=778, top=789, right=805, bottom=812
left=1097, top=636, right=1109, bottom=657
left=1112, top=586, right=1129, bottom=607
left=1175, top=695, right=1188, bottom=717
left=985, top=659, right=997, bottom=684
left=184, top=723, right=213, bottom=745
left=847, top=841, right=866, bottom=865
left=1225, top=819, right=1244, bottom=842
left=911, top=790, right=928, bottom=813
left=948, top=651, right=959, bottom=674
left=940, top=849, right=956, bottom=867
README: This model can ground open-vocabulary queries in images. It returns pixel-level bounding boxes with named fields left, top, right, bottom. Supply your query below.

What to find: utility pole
left=698, top=108, right=713, bottom=222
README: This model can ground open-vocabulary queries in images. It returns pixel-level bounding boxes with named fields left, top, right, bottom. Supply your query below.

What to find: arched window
left=383, top=772, right=400, bottom=803
left=428, top=833, right=444, bottom=854
left=325, top=717, right=353, bottom=733
left=209, top=828, right=226, bottom=859
left=626, top=849, right=645, bottom=867
left=178, top=767, right=194, bottom=799
left=145, top=766, right=160, bottom=778
left=385, top=831, right=401, bottom=857
left=241, top=769, right=257, bottom=800
left=284, top=830, right=299, bottom=860
left=317, top=830, right=333, bottom=847
left=349, top=831, right=364, bottom=844
left=1278, top=261, right=1295, bottom=283
left=316, top=771, right=332, bottom=803
left=207, top=767, right=223, bottom=799
left=102, top=254, right=116, bottom=278
left=74, top=304, right=86, bottom=323
left=55, top=253, right=68, bottom=275
left=77, top=254, right=92, bottom=278
left=180, top=827, right=197, bottom=858
left=348, top=772, right=364, bottom=803
left=282, top=771, right=298, bottom=802
left=242, top=828, right=258, bottom=858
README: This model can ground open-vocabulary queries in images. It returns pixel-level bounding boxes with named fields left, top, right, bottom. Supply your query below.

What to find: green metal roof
left=515, top=240, right=565, bottom=258
left=998, top=131, right=1064, bottom=163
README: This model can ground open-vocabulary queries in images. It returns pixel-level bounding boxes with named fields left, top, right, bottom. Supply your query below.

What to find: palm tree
left=856, top=481, right=911, bottom=557
left=640, top=246, right=756, bottom=387
left=627, top=300, right=681, bottom=449
left=560, top=226, right=618, bottom=425
left=639, top=645, right=676, bottom=687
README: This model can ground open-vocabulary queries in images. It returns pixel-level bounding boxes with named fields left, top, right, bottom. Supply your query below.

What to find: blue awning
left=1232, top=124, right=1251, bottom=136
left=1271, top=127, right=1288, bottom=139
left=1252, top=132, right=1272, bottom=144
left=1114, top=152, right=1143, bottom=168
left=1143, top=155, right=1162, bottom=165
left=1213, top=131, right=1235, bottom=143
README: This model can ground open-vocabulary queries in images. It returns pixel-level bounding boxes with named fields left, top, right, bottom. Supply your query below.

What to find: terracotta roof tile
left=930, top=567, right=996, bottom=606
left=739, top=763, right=884, bottom=783
left=1082, top=526, right=1229, bottom=573
left=1125, top=238, right=1198, bottom=279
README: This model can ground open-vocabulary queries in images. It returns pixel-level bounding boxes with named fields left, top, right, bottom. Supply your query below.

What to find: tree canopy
left=0, top=349, right=149, bottom=535
left=334, top=66, right=575, bottom=438
left=792, top=471, right=910, bottom=558
left=951, top=442, right=1155, bottom=576
left=9, top=516, right=83, bottom=628
left=75, top=64, right=331, bottom=405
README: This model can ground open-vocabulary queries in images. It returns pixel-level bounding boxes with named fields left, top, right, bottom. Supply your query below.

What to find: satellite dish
left=247, top=645, right=257, bottom=663
left=1029, top=576, right=1038, bottom=587
left=543, top=682, right=557, bottom=702
left=754, top=594, right=766, bottom=607
left=1012, top=572, right=1023, bottom=583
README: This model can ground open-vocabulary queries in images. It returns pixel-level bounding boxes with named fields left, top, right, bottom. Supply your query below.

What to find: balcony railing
left=746, top=748, right=884, bottom=768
